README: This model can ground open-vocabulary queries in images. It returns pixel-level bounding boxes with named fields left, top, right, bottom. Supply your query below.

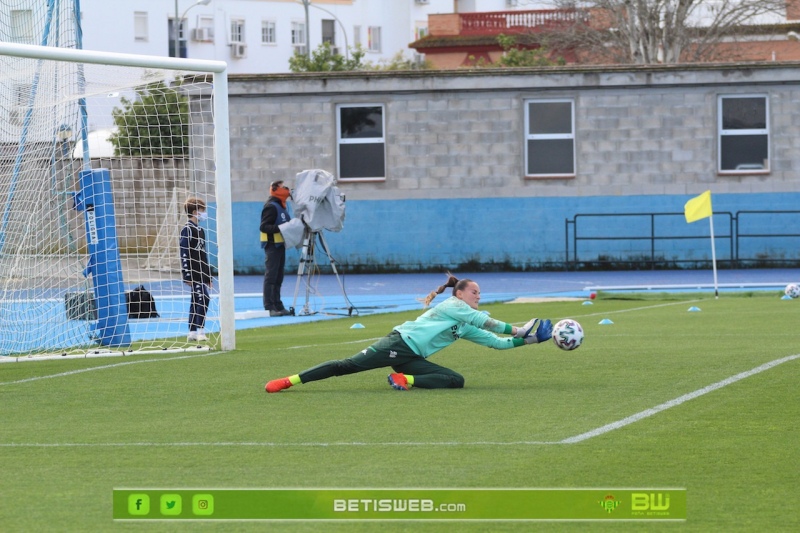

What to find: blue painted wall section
left=229, top=192, right=800, bottom=273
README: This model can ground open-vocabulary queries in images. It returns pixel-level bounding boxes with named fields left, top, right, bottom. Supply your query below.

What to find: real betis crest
left=599, top=494, right=621, bottom=513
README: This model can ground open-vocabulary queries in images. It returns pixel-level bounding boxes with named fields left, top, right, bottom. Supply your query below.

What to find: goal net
left=144, top=187, right=190, bottom=274
left=0, top=4, right=232, bottom=361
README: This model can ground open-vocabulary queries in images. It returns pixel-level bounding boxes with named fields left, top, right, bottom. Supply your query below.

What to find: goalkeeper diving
left=266, top=273, right=553, bottom=392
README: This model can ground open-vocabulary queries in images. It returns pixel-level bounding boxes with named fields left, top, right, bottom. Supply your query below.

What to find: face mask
left=272, top=187, right=291, bottom=205
left=197, top=212, right=208, bottom=221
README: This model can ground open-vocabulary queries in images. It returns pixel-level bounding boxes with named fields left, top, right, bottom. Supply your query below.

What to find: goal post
left=0, top=41, right=234, bottom=358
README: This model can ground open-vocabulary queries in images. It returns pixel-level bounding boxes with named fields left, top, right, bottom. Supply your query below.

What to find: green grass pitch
left=1, top=293, right=798, bottom=531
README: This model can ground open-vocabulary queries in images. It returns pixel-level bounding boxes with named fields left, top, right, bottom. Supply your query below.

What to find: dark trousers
left=298, top=331, right=465, bottom=389
left=189, top=282, right=209, bottom=331
left=263, top=243, right=286, bottom=311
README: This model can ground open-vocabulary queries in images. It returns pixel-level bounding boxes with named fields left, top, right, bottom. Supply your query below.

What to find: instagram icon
left=192, top=494, right=214, bottom=516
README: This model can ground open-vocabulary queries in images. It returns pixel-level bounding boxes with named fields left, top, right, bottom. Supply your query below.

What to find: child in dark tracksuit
left=180, top=197, right=212, bottom=342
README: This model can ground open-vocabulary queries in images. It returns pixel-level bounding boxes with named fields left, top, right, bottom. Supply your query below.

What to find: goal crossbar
left=0, top=42, right=228, bottom=73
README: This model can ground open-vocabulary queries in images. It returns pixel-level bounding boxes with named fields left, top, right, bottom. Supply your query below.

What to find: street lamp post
left=174, top=0, right=212, bottom=58
left=298, top=0, right=349, bottom=60
left=306, top=1, right=349, bottom=60
left=301, top=0, right=310, bottom=58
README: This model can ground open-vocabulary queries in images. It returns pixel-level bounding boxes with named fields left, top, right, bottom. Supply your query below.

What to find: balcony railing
left=459, top=9, right=589, bottom=35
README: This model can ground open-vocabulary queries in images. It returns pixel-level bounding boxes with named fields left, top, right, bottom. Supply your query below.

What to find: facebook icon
left=128, top=494, right=150, bottom=515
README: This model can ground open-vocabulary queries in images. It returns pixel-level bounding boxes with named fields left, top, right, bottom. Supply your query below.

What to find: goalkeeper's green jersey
left=394, top=296, right=517, bottom=358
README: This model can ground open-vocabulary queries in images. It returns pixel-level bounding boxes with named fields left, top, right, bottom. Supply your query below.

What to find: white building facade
left=77, top=0, right=539, bottom=74
left=0, top=0, right=542, bottom=147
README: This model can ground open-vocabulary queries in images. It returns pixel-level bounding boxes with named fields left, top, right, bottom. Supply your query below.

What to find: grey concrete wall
left=226, top=63, right=800, bottom=202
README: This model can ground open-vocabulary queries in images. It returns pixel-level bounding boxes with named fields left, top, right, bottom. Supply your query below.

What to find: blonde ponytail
left=419, top=272, right=460, bottom=307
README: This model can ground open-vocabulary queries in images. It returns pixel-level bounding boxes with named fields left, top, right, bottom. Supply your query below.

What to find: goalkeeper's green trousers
left=299, top=331, right=465, bottom=389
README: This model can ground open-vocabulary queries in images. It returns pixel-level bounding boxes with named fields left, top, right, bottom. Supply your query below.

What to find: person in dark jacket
left=180, top=197, right=212, bottom=342
left=260, top=181, right=292, bottom=316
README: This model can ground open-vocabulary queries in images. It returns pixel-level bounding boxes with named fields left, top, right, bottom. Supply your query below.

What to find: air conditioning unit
left=506, top=0, right=519, bottom=6
left=231, top=43, right=247, bottom=58
left=415, top=0, right=430, bottom=4
left=192, top=27, right=213, bottom=42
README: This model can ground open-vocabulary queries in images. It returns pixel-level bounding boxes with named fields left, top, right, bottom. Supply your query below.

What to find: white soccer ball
left=785, top=283, right=800, bottom=299
left=552, top=319, right=584, bottom=351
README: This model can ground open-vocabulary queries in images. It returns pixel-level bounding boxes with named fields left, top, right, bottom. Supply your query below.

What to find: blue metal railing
left=735, top=210, right=800, bottom=265
left=566, top=210, right=800, bottom=269
left=565, top=212, right=735, bottom=269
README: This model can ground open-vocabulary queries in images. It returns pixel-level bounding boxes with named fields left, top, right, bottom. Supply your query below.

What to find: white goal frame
left=0, top=42, right=235, bottom=351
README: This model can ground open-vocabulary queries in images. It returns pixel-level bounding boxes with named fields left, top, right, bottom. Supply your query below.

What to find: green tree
left=492, top=34, right=565, bottom=67
left=109, top=80, right=188, bottom=157
left=374, top=51, right=432, bottom=71
left=288, top=42, right=367, bottom=72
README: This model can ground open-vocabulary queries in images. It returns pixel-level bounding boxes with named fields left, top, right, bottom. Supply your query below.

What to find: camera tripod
left=291, top=228, right=356, bottom=316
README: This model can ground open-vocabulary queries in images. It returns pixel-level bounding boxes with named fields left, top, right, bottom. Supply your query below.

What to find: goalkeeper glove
left=524, top=319, right=553, bottom=345
left=515, top=318, right=539, bottom=338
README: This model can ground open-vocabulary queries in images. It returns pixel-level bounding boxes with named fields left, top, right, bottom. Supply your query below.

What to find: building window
left=353, top=25, right=361, bottom=48
left=367, top=26, right=382, bottom=52
left=261, top=20, right=276, bottom=44
left=10, top=10, right=34, bottom=43
left=169, top=17, right=186, bottom=57
left=230, top=18, right=245, bottom=43
left=337, top=104, right=386, bottom=181
left=718, top=95, right=769, bottom=173
left=196, top=16, right=214, bottom=42
left=134, top=12, right=148, bottom=42
left=322, top=19, right=336, bottom=51
left=291, top=21, right=306, bottom=54
left=524, top=99, right=575, bottom=177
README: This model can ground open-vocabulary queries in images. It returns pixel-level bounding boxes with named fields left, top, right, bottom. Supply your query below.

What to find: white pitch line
left=560, top=353, right=800, bottom=444
left=585, top=282, right=788, bottom=291
left=0, top=440, right=560, bottom=448
left=569, top=298, right=703, bottom=319
left=2, top=354, right=796, bottom=449
left=288, top=337, right=383, bottom=350
left=0, top=351, right=221, bottom=386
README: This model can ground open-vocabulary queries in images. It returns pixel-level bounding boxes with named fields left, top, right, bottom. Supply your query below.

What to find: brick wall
left=788, top=0, right=800, bottom=20
left=428, top=14, right=461, bottom=36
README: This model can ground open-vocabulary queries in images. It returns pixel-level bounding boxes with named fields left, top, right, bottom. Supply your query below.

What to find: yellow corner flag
left=684, top=190, right=713, bottom=223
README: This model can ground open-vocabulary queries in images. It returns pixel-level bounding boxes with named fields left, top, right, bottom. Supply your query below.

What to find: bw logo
left=631, top=493, right=670, bottom=511
left=389, top=350, right=397, bottom=358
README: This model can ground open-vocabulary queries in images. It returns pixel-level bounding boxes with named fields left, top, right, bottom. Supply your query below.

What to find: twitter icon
left=160, top=494, right=182, bottom=516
